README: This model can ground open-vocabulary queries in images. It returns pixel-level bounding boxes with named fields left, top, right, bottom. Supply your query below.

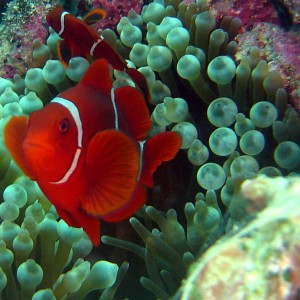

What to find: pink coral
left=92, top=0, right=144, bottom=29
left=235, top=22, right=300, bottom=112
left=208, top=0, right=300, bottom=112
left=209, top=0, right=280, bottom=28
left=0, top=0, right=59, bottom=78
left=283, top=0, right=300, bottom=24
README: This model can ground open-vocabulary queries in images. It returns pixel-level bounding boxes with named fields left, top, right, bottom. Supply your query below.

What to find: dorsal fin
left=114, top=86, right=152, bottom=140
left=83, top=8, right=107, bottom=25
left=92, top=40, right=126, bottom=70
left=79, top=59, right=113, bottom=96
left=141, top=132, right=182, bottom=187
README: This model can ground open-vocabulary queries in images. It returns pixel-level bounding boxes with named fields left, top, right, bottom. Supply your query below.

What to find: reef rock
left=181, top=175, right=300, bottom=300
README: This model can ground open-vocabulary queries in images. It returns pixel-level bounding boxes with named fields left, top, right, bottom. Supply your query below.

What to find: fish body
left=4, top=59, right=181, bottom=245
left=46, top=6, right=149, bottom=101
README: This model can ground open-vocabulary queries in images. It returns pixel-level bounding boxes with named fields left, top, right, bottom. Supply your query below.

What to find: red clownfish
left=4, top=59, right=181, bottom=246
left=46, top=6, right=150, bottom=101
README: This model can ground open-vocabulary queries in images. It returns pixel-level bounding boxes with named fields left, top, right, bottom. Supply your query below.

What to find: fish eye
left=58, top=118, right=70, bottom=133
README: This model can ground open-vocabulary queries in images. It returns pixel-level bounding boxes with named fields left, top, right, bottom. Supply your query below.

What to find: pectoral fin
left=80, top=130, right=139, bottom=217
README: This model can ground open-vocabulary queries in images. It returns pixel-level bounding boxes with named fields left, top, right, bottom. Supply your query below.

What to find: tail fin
left=141, top=132, right=181, bottom=187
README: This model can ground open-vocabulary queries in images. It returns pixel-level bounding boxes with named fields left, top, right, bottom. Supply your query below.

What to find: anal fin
left=92, top=40, right=126, bottom=70
left=56, top=207, right=101, bottom=246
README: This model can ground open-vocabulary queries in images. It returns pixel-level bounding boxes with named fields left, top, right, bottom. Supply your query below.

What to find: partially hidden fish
left=46, top=6, right=150, bottom=101
left=4, top=59, right=181, bottom=246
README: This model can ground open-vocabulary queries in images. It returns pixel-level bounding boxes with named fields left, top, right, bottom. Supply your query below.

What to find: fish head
left=23, top=102, right=79, bottom=182
left=46, top=6, right=65, bottom=34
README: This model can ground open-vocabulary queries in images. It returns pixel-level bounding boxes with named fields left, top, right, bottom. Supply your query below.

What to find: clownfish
left=46, top=6, right=150, bottom=101
left=4, top=59, right=181, bottom=246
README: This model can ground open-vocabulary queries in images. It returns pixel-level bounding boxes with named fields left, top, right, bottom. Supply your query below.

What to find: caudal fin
left=82, top=8, right=107, bottom=25
left=141, top=132, right=181, bottom=187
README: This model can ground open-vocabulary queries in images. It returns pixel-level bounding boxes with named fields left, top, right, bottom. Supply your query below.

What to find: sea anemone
left=0, top=0, right=299, bottom=299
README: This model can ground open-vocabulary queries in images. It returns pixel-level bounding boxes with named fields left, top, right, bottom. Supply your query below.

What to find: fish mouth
left=23, top=139, right=58, bottom=180
left=23, top=139, right=56, bottom=156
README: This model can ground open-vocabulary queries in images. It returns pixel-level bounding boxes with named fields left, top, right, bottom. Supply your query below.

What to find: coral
left=284, top=0, right=300, bottom=24
left=209, top=0, right=281, bottom=28
left=0, top=0, right=144, bottom=78
left=0, top=0, right=299, bottom=299
left=235, top=22, right=300, bottom=112
left=91, top=0, right=144, bottom=30
left=207, top=0, right=300, bottom=112
left=59, top=0, right=91, bottom=15
left=0, top=0, right=60, bottom=78
left=59, top=0, right=144, bottom=29
left=180, top=176, right=300, bottom=300
left=0, top=1, right=10, bottom=18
